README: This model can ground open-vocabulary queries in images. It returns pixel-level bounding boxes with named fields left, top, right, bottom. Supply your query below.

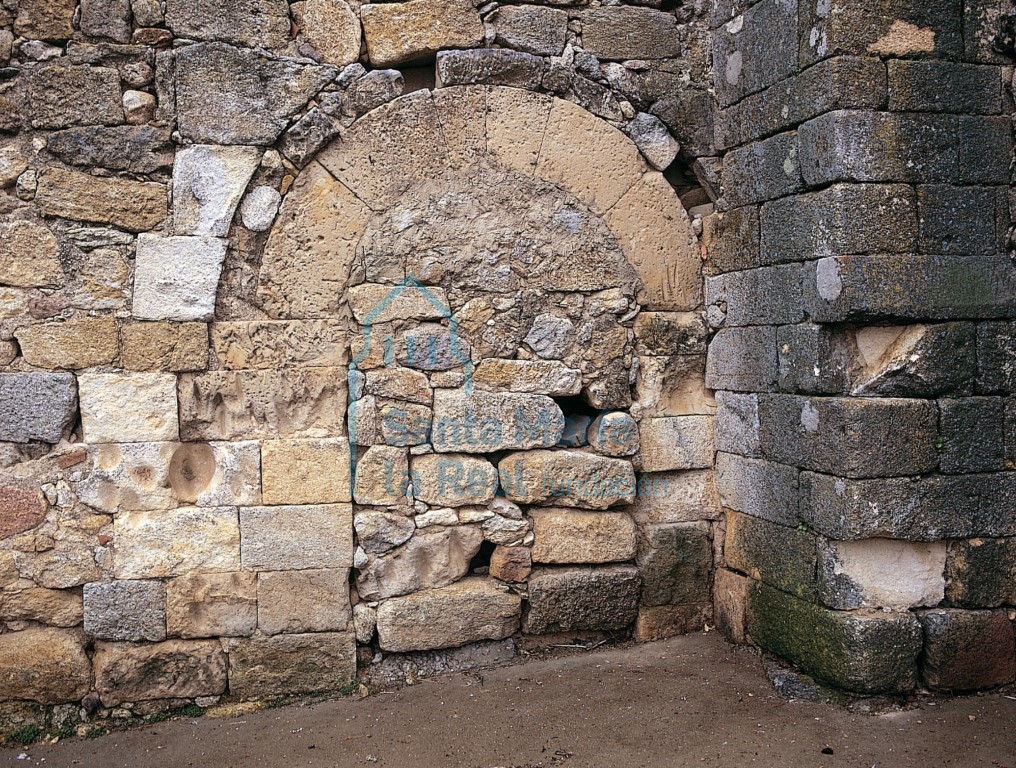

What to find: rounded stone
left=240, top=185, right=283, bottom=232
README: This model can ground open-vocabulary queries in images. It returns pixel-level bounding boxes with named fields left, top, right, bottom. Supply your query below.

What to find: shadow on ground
left=3, top=632, right=1015, bottom=768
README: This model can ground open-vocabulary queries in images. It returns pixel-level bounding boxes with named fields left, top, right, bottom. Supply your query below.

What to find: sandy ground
left=3, top=632, right=1015, bottom=768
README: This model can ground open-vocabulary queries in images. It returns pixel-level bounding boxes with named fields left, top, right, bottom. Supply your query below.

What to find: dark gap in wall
left=470, top=540, right=496, bottom=574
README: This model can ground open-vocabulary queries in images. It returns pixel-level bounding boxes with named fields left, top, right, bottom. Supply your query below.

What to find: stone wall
left=707, top=0, right=1016, bottom=695
left=0, top=0, right=721, bottom=730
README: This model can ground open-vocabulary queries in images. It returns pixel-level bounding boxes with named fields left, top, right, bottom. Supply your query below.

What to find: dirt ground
left=3, top=632, right=1015, bottom=768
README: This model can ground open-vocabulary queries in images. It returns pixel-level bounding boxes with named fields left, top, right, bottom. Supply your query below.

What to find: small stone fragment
left=625, top=112, right=680, bottom=171
left=587, top=412, right=640, bottom=457
left=122, top=90, right=156, bottom=124
left=240, top=186, right=282, bottom=232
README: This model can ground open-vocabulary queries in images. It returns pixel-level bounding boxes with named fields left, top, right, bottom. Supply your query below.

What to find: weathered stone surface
left=604, top=172, right=699, bottom=311
left=133, top=235, right=228, bottom=322
left=93, top=639, right=228, bottom=706
left=376, top=577, right=520, bottom=652
left=0, top=587, right=82, bottom=627
left=257, top=164, right=368, bottom=318
left=485, top=86, right=553, bottom=175
left=587, top=412, right=639, bottom=457
left=115, top=507, right=241, bottom=579
left=240, top=504, right=353, bottom=571
left=411, top=453, right=497, bottom=507
left=179, top=368, right=347, bottom=440
left=635, top=604, right=712, bottom=642
left=630, top=470, right=719, bottom=525
left=705, top=326, right=778, bottom=393
left=78, top=373, right=178, bottom=443
left=638, top=417, right=714, bottom=473
left=638, top=522, right=712, bottom=607
left=818, top=538, right=946, bottom=610
left=300, top=0, right=361, bottom=67
left=746, top=581, right=922, bottom=694
left=432, top=390, right=564, bottom=453
left=132, top=0, right=164, bottom=26
left=713, top=568, right=750, bottom=644
left=489, top=545, right=532, bottom=583
left=261, top=438, right=351, bottom=505
left=491, top=5, right=567, bottom=56
left=0, top=628, right=90, bottom=704
left=707, top=264, right=804, bottom=328
left=354, top=510, right=415, bottom=554
left=379, top=402, right=432, bottom=446
left=15, top=0, right=77, bottom=40
left=78, top=441, right=261, bottom=512
left=0, top=219, right=63, bottom=287
left=353, top=602, right=377, bottom=644
left=279, top=108, right=341, bottom=169
left=634, top=355, right=714, bottom=417
left=0, top=147, right=26, bottom=189
left=724, top=510, right=817, bottom=601
left=499, top=450, right=636, bottom=509
left=360, top=0, right=484, bottom=67
left=436, top=49, right=544, bottom=90
left=37, top=167, right=167, bottom=232
left=365, top=367, right=431, bottom=404
left=624, top=113, right=679, bottom=172
left=633, top=313, right=708, bottom=357
left=758, top=395, right=938, bottom=479
left=1, top=486, right=47, bottom=540
left=258, top=568, right=351, bottom=635
left=348, top=283, right=451, bottom=324
left=539, top=98, right=646, bottom=216
left=524, top=566, right=641, bottom=634
left=715, top=392, right=760, bottom=457
left=239, top=186, right=282, bottom=232
left=530, top=508, right=636, bottom=564
left=166, top=571, right=257, bottom=638
left=471, top=359, right=580, bottom=398
left=0, top=373, right=77, bottom=443
left=175, top=43, right=335, bottom=145
left=122, top=322, right=209, bottom=372
left=83, top=580, right=167, bottom=641
left=16, top=316, right=118, bottom=370
left=47, top=125, right=172, bottom=173
left=946, top=538, right=1016, bottom=608
left=166, top=0, right=291, bottom=49
left=342, top=69, right=407, bottom=119
left=716, top=452, right=799, bottom=528
left=354, top=446, right=409, bottom=506
left=356, top=525, right=483, bottom=600
left=81, top=0, right=132, bottom=41
left=173, top=145, right=261, bottom=237
left=225, top=632, right=356, bottom=698
left=27, top=65, right=122, bottom=129
left=918, top=609, right=1016, bottom=692
left=938, top=397, right=1006, bottom=474
left=580, top=7, right=682, bottom=60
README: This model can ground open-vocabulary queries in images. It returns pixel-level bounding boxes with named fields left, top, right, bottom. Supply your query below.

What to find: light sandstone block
left=78, top=373, right=179, bottom=443
left=114, top=507, right=241, bottom=579
left=257, top=568, right=352, bottom=635
left=639, top=416, right=714, bottom=472
left=536, top=98, right=646, bottom=214
left=132, top=234, right=228, bottom=322
left=499, top=449, right=636, bottom=509
left=411, top=453, right=498, bottom=507
left=360, top=0, right=483, bottom=68
left=166, top=571, right=257, bottom=638
left=530, top=508, right=637, bottom=564
left=261, top=438, right=351, bottom=505
left=375, top=577, right=520, bottom=652
left=172, top=144, right=261, bottom=236
left=15, top=316, right=118, bottom=369
left=240, top=503, right=354, bottom=570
